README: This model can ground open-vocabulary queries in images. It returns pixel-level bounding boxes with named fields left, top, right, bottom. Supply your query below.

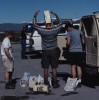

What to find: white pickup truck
left=25, top=24, right=42, bottom=54
left=24, top=19, right=72, bottom=60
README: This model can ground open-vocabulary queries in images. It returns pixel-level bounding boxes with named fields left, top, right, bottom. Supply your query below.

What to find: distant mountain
left=72, top=19, right=80, bottom=24
left=0, top=23, right=29, bottom=32
left=0, top=19, right=80, bottom=32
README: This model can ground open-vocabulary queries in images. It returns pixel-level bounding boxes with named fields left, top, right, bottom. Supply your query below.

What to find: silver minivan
left=80, top=12, right=99, bottom=68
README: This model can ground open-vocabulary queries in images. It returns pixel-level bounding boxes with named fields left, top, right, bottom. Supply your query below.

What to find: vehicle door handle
left=93, top=42, right=97, bottom=48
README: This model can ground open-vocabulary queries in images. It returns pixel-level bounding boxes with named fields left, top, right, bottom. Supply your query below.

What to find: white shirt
left=1, top=37, right=13, bottom=59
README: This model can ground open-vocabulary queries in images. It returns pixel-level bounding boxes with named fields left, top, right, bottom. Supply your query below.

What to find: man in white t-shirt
left=1, top=32, right=14, bottom=87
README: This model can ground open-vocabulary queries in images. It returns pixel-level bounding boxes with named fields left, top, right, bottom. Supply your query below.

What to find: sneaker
left=52, top=83, right=60, bottom=88
left=5, top=83, right=16, bottom=89
left=76, top=79, right=81, bottom=86
left=52, top=79, right=60, bottom=88
left=76, top=79, right=82, bottom=88
left=77, top=83, right=82, bottom=88
left=44, top=80, right=51, bottom=88
left=77, top=79, right=81, bottom=83
left=5, top=81, right=16, bottom=89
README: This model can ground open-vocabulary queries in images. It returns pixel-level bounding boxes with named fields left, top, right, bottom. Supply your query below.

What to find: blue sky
left=0, top=0, right=99, bottom=23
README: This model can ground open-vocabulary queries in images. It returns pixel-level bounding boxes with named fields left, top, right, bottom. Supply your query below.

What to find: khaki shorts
left=2, top=58, right=14, bottom=72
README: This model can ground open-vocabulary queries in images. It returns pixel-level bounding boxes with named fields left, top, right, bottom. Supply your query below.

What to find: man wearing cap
left=33, top=10, right=63, bottom=88
left=21, top=26, right=27, bottom=59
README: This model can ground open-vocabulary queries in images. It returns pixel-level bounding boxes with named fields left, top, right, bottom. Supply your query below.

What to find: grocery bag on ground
left=64, top=77, right=78, bottom=92
left=37, top=75, right=44, bottom=84
left=29, top=75, right=44, bottom=89
left=29, top=76, right=37, bottom=88
left=48, top=77, right=52, bottom=87
left=20, top=72, right=30, bottom=88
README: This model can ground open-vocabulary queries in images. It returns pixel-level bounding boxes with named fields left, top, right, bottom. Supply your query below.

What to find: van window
left=97, top=19, right=99, bottom=29
left=82, top=16, right=97, bottom=36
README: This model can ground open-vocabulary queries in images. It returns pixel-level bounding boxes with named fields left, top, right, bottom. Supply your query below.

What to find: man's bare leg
left=5, top=72, right=10, bottom=81
left=77, top=66, right=82, bottom=80
left=52, top=68, right=60, bottom=88
left=71, top=65, right=77, bottom=78
left=5, top=72, right=15, bottom=89
left=44, top=68, right=49, bottom=84
left=5, top=72, right=13, bottom=82
left=52, top=68, right=57, bottom=80
left=76, top=66, right=82, bottom=87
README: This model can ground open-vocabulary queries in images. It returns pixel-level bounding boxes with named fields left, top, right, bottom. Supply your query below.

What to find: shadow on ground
left=25, top=51, right=42, bottom=59
left=82, top=73, right=99, bottom=88
left=61, top=92, right=79, bottom=96
left=0, top=96, right=29, bottom=100
left=26, top=91, right=55, bottom=96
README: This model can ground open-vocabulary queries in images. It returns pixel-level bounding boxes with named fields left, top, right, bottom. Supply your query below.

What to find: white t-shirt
left=1, top=37, right=13, bottom=59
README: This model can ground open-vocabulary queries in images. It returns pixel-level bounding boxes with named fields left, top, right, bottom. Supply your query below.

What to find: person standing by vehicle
left=21, top=26, right=27, bottom=59
left=1, top=32, right=14, bottom=88
left=65, top=23, right=85, bottom=86
left=27, top=25, right=34, bottom=52
left=33, top=10, right=62, bottom=88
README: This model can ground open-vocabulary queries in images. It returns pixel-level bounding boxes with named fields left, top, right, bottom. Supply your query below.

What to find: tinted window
left=82, top=16, right=97, bottom=36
